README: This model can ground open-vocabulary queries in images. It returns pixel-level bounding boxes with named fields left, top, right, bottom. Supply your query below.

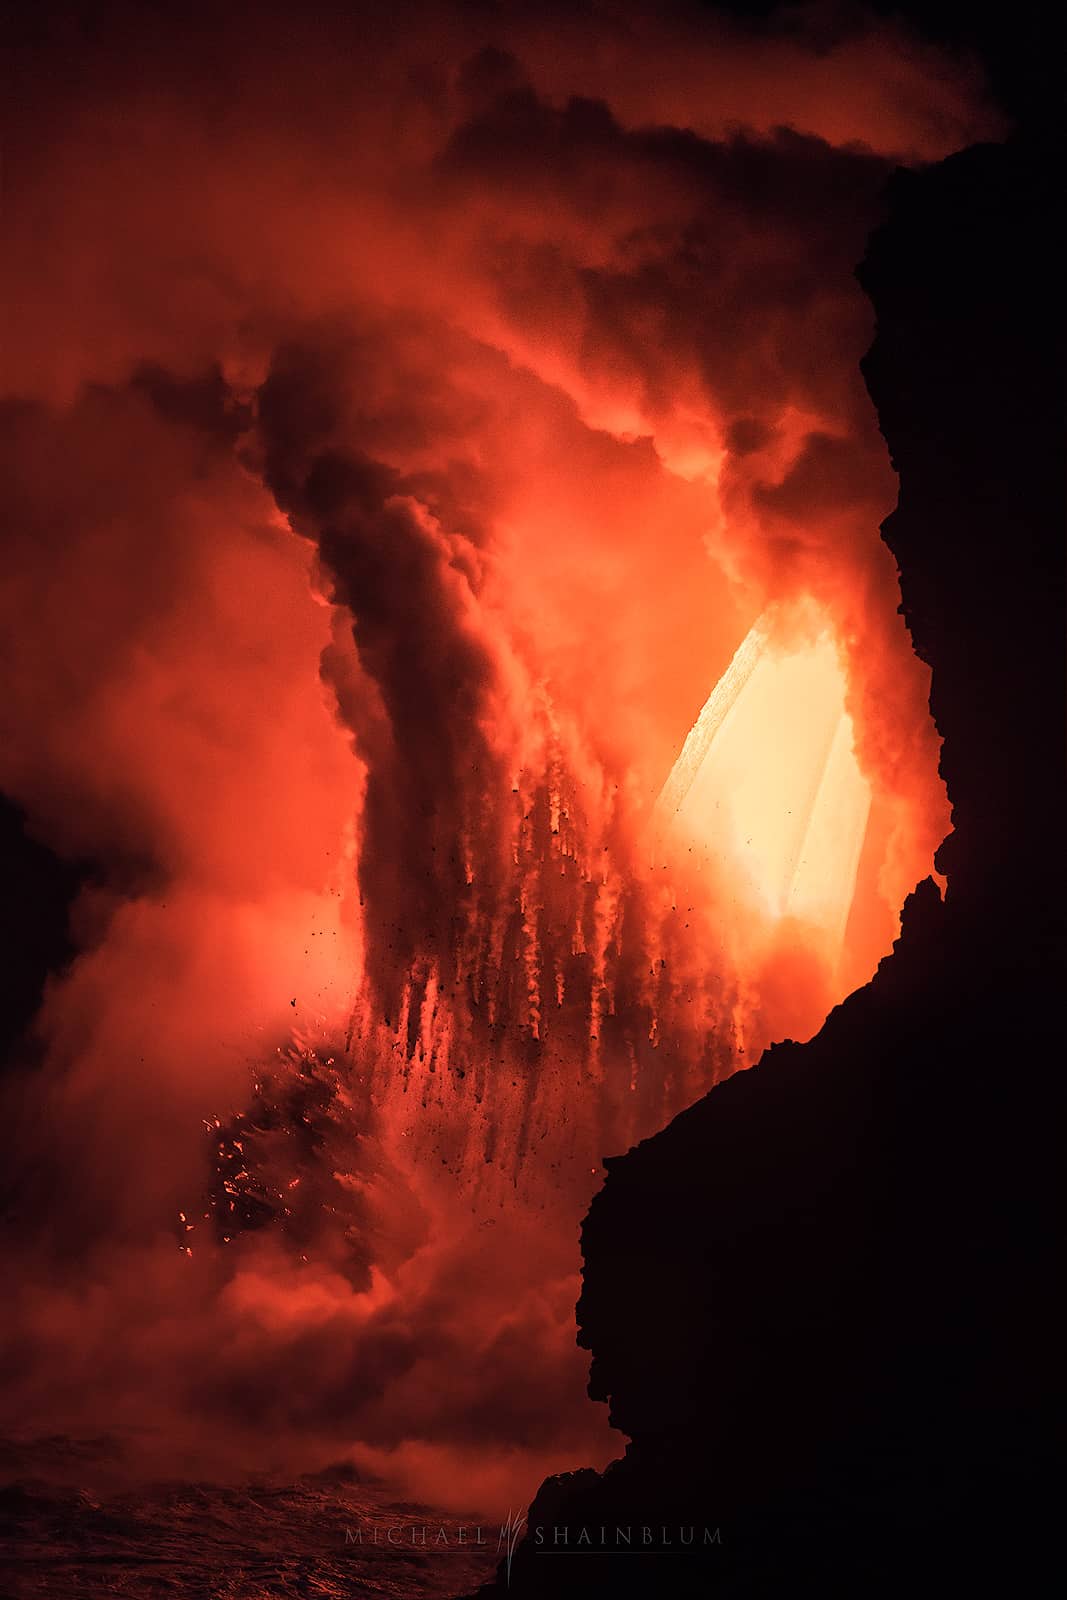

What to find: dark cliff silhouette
left=476, top=135, right=1064, bottom=1597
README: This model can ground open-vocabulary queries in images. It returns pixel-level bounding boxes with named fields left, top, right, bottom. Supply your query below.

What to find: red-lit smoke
left=0, top=1, right=988, bottom=1511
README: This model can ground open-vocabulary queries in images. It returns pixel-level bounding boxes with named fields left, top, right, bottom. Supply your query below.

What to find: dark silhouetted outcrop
left=476, top=135, right=1064, bottom=1597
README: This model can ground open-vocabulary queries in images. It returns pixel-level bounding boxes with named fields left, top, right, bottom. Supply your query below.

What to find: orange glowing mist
left=0, top=0, right=978, bottom=1515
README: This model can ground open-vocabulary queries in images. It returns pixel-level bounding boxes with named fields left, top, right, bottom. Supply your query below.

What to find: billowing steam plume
left=0, top=0, right=984, bottom=1510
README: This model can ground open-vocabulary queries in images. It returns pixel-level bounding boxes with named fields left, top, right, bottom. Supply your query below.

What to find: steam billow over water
left=0, top=0, right=980, bottom=1584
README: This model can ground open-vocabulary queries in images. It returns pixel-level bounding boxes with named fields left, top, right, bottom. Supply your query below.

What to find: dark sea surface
left=0, top=1438, right=499, bottom=1599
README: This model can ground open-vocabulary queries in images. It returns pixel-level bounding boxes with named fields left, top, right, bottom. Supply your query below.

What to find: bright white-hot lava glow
left=656, top=616, right=873, bottom=967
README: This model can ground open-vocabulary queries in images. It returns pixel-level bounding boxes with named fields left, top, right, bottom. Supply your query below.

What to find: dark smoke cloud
left=257, top=337, right=521, bottom=1007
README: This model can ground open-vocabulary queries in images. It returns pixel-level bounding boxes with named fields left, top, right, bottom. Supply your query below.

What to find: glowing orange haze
left=0, top=2, right=988, bottom=1512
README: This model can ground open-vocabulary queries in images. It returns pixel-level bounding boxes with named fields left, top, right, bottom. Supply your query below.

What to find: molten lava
left=657, top=612, right=872, bottom=965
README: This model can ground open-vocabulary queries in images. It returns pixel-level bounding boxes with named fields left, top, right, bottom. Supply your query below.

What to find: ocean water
left=0, top=1439, right=498, bottom=1599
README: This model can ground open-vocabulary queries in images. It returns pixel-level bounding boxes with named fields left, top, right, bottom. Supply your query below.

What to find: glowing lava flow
left=656, top=617, right=872, bottom=965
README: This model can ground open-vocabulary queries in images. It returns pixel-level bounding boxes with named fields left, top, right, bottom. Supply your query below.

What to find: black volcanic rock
left=476, top=137, right=1064, bottom=1597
